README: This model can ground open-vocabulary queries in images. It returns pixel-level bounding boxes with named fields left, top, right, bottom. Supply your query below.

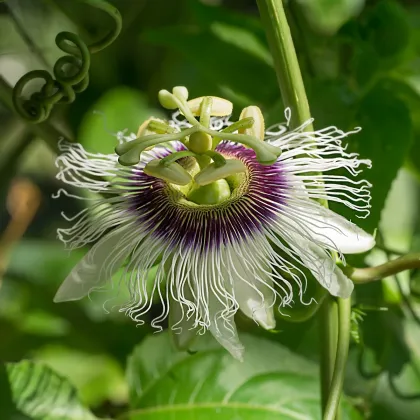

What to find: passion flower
left=54, top=87, right=374, bottom=360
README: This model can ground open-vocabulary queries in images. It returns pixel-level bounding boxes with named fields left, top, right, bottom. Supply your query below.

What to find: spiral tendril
left=12, top=0, right=122, bottom=123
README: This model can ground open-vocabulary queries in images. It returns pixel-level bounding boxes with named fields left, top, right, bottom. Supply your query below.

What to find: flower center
left=187, top=180, right=231, bottom=205
left=168, top=154, right=248, bottom=206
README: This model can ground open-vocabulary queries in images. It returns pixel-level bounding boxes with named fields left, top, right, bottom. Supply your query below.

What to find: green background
left=0, top=0, right=419, bottom=419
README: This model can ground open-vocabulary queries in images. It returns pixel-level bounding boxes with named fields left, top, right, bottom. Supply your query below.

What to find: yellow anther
left=186, top=96, right=233, bottom=117
left=172, top=86, right=189, bottom=101
left=239, top=106, right=265, bottom=140
left=136, top=118, right=174, bottom=151
left=137, top=118, right=170, bottom=137
left=158, top=89, right=178, bottom=109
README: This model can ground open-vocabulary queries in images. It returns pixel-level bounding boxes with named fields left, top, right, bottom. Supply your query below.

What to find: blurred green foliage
left=0, top=0, right=420, bottom=419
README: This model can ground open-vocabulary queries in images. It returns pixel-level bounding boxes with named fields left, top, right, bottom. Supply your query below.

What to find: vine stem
left=319, top=298, right=338, bottom=413
left=346, top=253, right=420, bottom=283
left=0, top=76, right=72, bottom=150
left=255, top=0, right=311, bottom=128
left=256, top=1, right=347, bottom=418
left=324, top=298, right=351, bottom=420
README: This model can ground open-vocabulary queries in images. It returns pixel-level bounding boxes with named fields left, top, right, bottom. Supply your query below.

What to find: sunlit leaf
left=124, top=332, right=361, bottom=419
left=34, top=346, right=128, bottom=407
left=0, top=361, right=97, bottom=420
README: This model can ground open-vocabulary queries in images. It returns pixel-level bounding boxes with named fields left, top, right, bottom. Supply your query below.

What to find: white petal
left=223, top=247, right=276, bottom=330
left=54, top=225, right=135, bottom=302
left=170, top=318, right=198, bottom=351
left=206, top=291, right=244, bottom=361
left=298, top=200, right=375, bottom=254
left=288, top=233, right=354, bottom=298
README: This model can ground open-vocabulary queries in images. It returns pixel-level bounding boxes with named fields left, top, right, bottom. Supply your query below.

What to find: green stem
left=345, top=253, right=420, bottom=283
left=0, top=76, right=72, bottom=150
left=200, top=96, right=212, bottom=129
left=324, top=298, right=351, bottom=420
left=319, top=298, right=338, bottom=413
left=256, top=0, right=311, bottom=128
left=80, top=0, right=122, bottom=53
left=256, top=1, right=345, bottom=418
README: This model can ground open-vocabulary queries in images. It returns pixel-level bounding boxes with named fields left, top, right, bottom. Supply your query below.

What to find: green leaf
left=408, top=134, right=420, bottom=181
left=124, top=332, right=361, bottom=419
left=345, top=311, right=420, bottom=420
left=1, top=361, right=97, bottom=420
left=367, top=0, right=410, bottom=58
left=34, top=346, right=128, bottom=408
left=350, top=45, right=380, bottom=87
left=307, top=80, right=357, bottom=128
left=143, top=26, right=277, bottom=106
left=295, top=0, right=365, bottom=35
left=332, top=85, right=412, bottom=233
left=7, top=240, right=84, bottom=286
left=78, top=86, right=164, bottom=154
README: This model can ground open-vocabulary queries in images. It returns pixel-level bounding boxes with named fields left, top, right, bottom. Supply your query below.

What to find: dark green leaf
left=332, top=85, right=412, bottom=233
left=1, top=361, right=97, bottom=420
left=346, top=311, right=420, bottom=420
left=350, top=45, right=380, bottom=87
left=295, top=0, right=365, bottom=35
left=124, top=332, right=361, bottom=419
left=368, top=0, right=410, bottom=58
left=408, top=134, right=420, bottom=181
left=143, top=26, right=277, bottom=106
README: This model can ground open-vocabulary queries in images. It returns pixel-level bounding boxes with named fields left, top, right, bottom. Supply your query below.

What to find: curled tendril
left=12, top=0, right=122, bottom=123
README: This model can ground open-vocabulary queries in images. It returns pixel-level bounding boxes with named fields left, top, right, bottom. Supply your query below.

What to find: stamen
left=239, top=106, right=265, bottom=141
left=186, top=96, right=233, bottom=117
left=199, top=96, right=213, bottom=128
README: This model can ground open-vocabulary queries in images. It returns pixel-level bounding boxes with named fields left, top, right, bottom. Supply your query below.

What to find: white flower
left=53, top=89, right=374, bottom=360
